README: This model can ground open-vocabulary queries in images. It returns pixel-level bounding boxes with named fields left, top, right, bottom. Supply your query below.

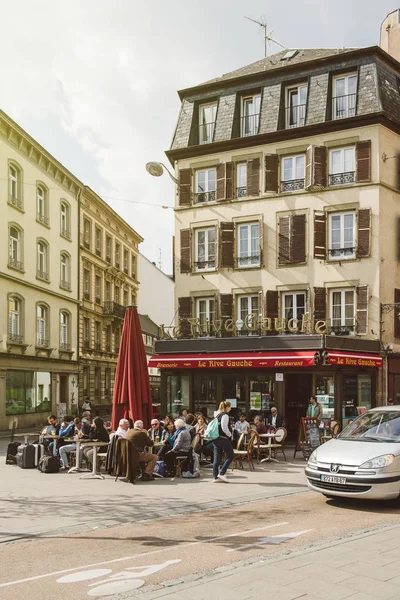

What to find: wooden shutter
left=219, top=222, right=234, bottom=269
left=180, top=229, right=191, bottom=274
left=291, top=214, right=306, bottom=263
left=266, top=290, right=279, bottom=319
left=216, top=163, right=226, bottom=201
left=264, top=154, right=279, bottom=193
left=356, top=208, right=371, bottom=258
left=178, top=297, right=192, bottom=338
left=314, top=211, right=327, bottom=259
left=355, top=285, right=368, bottom=335
left=313, top=287, right=326, bottom=321
left=395, top=289, right=400, bottom=338
left=178, top=169, right=192, bottom=206
left=258, top=219, right=264, bottom=267
left=226, top=161, right=234, bottom=200
left=356, top=140, right=371, bottom=183
left=305, top=146, right=312, bottom=189
left=313, top=146, right=327, bottom=188
left=247, top=158, right=260, bottom=196
left=278, top=216, right=290, bottom=265
left=220, top=293, right=233, bottom=337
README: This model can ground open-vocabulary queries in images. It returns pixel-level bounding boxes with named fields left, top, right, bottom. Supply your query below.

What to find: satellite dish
left=146, top=162, right=164, bottom=177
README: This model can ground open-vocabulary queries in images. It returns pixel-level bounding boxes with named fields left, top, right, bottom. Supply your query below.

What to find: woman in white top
left=212, top=401, right=234, bottom=483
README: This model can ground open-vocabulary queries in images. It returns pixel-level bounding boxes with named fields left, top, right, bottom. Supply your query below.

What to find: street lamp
left=380, top=303, right=400, bottom=404
left=145, top=161, right=179, bottom=185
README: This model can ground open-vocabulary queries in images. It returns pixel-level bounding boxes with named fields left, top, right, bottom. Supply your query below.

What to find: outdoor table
left=14, top=432, right=39, bottom=445
left=79, top=441, right=110, bottom=480
left=151, top=442, right=164, bottom=454
left=67, top=438, right=91, bottom=474
left=258, top=433, right=279, bottom=463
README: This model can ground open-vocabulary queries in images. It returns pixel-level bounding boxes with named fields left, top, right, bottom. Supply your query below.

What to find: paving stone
left=342, top=575, right=400, bottom=598
left=340, top=560, right=398, bottom=582
left=287, top=578, right=355, bottom=600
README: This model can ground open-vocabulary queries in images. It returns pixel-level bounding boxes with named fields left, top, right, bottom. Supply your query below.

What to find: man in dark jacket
left=126, top=420, right=157, bottom=481
left=266, top=407, right=283, bottom=429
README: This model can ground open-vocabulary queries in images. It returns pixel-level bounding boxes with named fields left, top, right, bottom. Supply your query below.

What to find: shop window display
left=193, top=374, right=217, bottom=419
left=249, top=375, right=275, bottom=419
left=166, top=374, right=190, bottom=417
left=6, top=371, right=51, bottom=415
left=316, top=376, right=335, bottom=421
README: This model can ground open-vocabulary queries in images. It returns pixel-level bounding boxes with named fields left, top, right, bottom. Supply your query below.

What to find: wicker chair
left=231, top=431, right=256, bottom=471
left=330, top=420, right=341, bottom=436
left=270, top=427, right=287, bottom=461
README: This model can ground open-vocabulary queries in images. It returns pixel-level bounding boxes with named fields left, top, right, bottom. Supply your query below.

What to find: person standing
left=306, top=396, right=322, bottom=419
left=212, top=401, right=234, bottom=483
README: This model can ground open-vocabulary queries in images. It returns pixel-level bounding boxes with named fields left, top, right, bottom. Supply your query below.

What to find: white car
left=305, top=406, right=400, bottom=500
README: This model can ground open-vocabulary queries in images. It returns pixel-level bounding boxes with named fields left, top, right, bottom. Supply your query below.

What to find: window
left=83, top=317, right=90, bottom=348
left=105, top=368, right=111, bottom=395
left=37, top=241, right=49, bottom=281
left=6, top=371, right=51, bottom=415
left=60, top=312, right=69, bottom=348
left=131, top=291, right=137, bottom=306
left=281, top=155, right=305, bottom=192
left=329, top=147, right=355, bottom=186
left=195, top=168, right=216, bottom=203
left=286, top=85, right=307, bottom=128
left=83, top=219, right=91, bottom=249
left=237, top=295, right=259, bottom=334
left=83, top=269, right=90, bottom=300
left=105, top=235, right=112, bottom=263
left=237, top=223, right=260, bottom=268
left=196, top=298, right=215, bottom=334
left=241, top=94, right=261, bottom=137
left=131, top=253, right=137, bottom=278
left=8, top=163, right=22, bottom=209
left=94, top=367, right=101, bottom=395
left=36, top=305, right=48, bottom=347
left=124, top=249, right=129, bottom=273
left=60, top=253, right=70, bottom=290
left=95, top=275, right=101, bottom=303
left=105, top=280, right=111, bottom=302
left=95, top=227, right=102, bottom=256
left=330, top=289, right=355, bottom=333
left=195, top=227, right=216, bottom=271
left=8, top=297, right=21, bottom=342
left=115, top=242, right=121, bottom=268
left=333, top=74, right=357, bottom=120
left=36, top=185, right=48, bottom=225
left=60, top=202, right=70, bottom=239
left=123, top=289, right=128, bottom=306
left=8, top=226, right=23, bottom=271
left=114, top=325, right=121, bottom=353
left=115, top=285, right=120, bottom=304
left=199, top=102, right=217, bottom=144
left=236, top=163, right=247, bottom=198
left=278, top=214, right=306, bottom=265
left=105, top=325, right=111, bottom=352
left=282, top=292, right=306, bottom=322
left=329, top=212, right=355, bottom=259
left=94, top=321, right=101, bottom=350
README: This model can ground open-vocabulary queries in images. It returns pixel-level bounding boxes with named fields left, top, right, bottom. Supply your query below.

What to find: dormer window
left=286, top=84, right=307, bottom=128
left=199, top=102, right=217, bottom=144
left=241, top=94, right=261, bottom=137
left=332, top=74, right=357, bottom=120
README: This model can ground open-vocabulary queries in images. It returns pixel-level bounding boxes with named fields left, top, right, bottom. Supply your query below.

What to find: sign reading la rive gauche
left=160, top=312, right=328, bottom=340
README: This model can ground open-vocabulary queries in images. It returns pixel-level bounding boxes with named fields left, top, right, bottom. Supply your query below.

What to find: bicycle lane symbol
left=56, top=559, right=182, bottom=597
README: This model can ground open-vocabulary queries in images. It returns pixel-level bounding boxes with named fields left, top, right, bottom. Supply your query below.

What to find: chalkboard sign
left=294, top=417, right=321, bottom=458
left=299, top=440, right=313, bottom=461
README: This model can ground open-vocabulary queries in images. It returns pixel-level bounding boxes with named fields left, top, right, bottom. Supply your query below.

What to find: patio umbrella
left=111, top=306, right=153, bottom=430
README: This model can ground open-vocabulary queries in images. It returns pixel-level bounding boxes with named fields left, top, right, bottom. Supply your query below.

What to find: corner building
left=151, top=42, right=400, bottom=432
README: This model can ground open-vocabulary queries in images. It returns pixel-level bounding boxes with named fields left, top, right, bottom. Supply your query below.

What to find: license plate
left=321, top=475, right=346, bottom=484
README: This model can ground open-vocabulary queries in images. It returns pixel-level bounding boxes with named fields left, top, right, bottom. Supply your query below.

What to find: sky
left=1, top=0, right=397, bottom=274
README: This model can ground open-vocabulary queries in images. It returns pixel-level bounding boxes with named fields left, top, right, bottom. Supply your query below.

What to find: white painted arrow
left=227, top=529, right=313, bottom=552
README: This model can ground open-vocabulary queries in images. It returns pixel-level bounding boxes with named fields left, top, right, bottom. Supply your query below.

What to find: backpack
left=38, top=455, right=59, bottom=474
left=153, top=461, right=166, bottom=478
left=205, top=417, right=220, bottom=440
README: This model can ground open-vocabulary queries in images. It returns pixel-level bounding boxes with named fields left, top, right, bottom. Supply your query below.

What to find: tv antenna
left=244, top=16, right=287, bottom=57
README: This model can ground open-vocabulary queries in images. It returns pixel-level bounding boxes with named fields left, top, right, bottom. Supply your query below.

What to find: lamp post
left=145, top=161, right=179, bottom=185
left=379, top=303, right=400, bottom=404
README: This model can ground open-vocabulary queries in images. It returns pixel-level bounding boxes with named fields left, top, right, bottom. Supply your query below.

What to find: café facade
left=150, top=331, right=382, bottom=435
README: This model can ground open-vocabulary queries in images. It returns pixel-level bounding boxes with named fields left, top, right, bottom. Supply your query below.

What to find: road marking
left=0, top=521, right=288, bottom=588
left=227, top=529, right=313, bottom=552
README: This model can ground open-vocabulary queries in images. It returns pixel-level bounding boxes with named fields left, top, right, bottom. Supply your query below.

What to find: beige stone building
left=79, top=187, right=142, bottom=416
left=0, top=111, right=81, bottom=430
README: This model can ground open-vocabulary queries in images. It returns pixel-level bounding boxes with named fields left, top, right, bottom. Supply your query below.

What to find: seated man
left=266, top=407, right=283, bottom=429
left=126, top=420, right=158, bottom=481
left=42, top=414, right=60, bottom=451
left=164, top=419, right=192, bottom=477
left=147, top=418, right=164, bottom=442
left=115, top=418, right=130, bottom=438
left=81, top=411, right=92, bottom=437
left=254, top=415, right=268, bottom=434
left=234, top=414, right=250, bottom=435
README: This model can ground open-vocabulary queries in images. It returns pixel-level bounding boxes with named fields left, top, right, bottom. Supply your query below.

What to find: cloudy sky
left=1, top=0, right=396, bottom=273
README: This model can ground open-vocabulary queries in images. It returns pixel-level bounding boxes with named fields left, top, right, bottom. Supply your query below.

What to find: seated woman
left=83, top=417, right=110, bottom=467
left=157, top=421, right=175, bottom=460
left=195, top=415, right=207, bottom=437
left=164, top=419, right=192, bottom=476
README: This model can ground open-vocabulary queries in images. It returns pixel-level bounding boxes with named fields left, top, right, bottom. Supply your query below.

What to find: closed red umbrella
left=111, top=306, right=153, bottom=430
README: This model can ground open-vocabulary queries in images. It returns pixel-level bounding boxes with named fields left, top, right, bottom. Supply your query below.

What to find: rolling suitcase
left=16, top=444, right=36, bottom=469
left=32, top=443, right=45, bottom=467
left=5, top=442, right=21, bottom=465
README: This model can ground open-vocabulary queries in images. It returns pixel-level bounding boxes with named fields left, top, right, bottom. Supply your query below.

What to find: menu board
left=294, top=417, right=321, bottom=458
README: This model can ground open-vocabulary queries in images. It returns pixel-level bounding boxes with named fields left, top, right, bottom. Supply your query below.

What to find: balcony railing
left=8, top=195, right=23, bottom=210
left=105, top=344, right=111, bottom=353
left=95, top=296, right=101, bottom=304
left=237, top=254, right=261, bottom=268
left=83, top=339, right=90, bottom=349
left=60, top=342, right=71, bottom=351
left=61, top=227, right=71, bottom=239
left=95, top=248, right=101, bottom=257
left=194, top=190, right=216, bottom=204
left=83, top=292, right=90, bottom=301
left=281, top=178, right=305, bottom=192
left=284, top=104, right=306, bottom=128
left=328, top=246, right=355, bottom=259
left=329, top=171, right=355, bottom=186
left=332, top=94, right=356, bottom=120
left=37, top=270, right=49, bottom=282
left=103, top=301, right=126, bottom=319
left=8, top=257, right=24, bottom=271
left=198, top=121, right=216, bottom=145
left=60, top=280, right=71, bottom=291
left=36, top=338, right=49, bottom=347
left=94, top=342, right=101, bottom=351
left=106, top=254, right=111, bottom=264
left=114, top=344, right=120, bottom=354
left=330, top=324, right=355, bottom=335
left=37, top=213, right=49, bottom=226
left=8, top=333, right=23, bottom=343
left=194, top=260, right=216, bottom=271
left=239, top=114, right=260, bottom=137
left=236, top=186, right=247, bottom=198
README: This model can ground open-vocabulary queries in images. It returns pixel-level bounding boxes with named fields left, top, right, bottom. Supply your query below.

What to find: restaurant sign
left=328, top=352, right=382, bottom=368
left=149, top=351, right=319, bottom=370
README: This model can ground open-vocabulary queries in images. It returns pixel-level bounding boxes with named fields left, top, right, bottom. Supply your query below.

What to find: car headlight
left=308, top=450, right=318, bottom=464
left=359, top=454, right=395, bottom=469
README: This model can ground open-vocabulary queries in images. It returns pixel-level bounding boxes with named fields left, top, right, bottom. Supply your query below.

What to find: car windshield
left=339, top=411, right=400, bottom=442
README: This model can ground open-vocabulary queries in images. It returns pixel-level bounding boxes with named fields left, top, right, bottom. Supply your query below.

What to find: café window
left=166, top=373, right=190, bottom=417
left=249, top=375, right=275, bottom=415
left=342, top=374, right=372, bottom=427
left=315, top=375, right=335, bottom=420
left=193, top=374, right=218, bottom=418
left=6, top=370, right=51, bottom=415
left=221, top=374, right=245, bottom=417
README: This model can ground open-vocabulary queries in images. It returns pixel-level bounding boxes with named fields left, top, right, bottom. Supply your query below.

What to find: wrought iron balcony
left=8, top=333, right=23, bottom=344
left=284, top=104, right=306, bottom=128
left=103, top=301, right=126, bottom=319
left=61, top=227, right=71, bottom=239
left=8, top=195, right=23, bottom=210
left=37, top=213, right=49, bottom=226
left=330, top=324, right=355, bottom=336
left=239, top=113, right=260, bottom=137
left=60, top=342, right=71, bottom=351
left=83, top=292, right=90, bottom=301
left=37, top=269, right=49, bottom=282
left=328, top=247, right=355, bottom=259
left=36, top=338, right=49, bottom=347
left=83, top=339, right=90, bottom=349
left=60, top=280, right=71, bottom=291
left=332, top=94, right=356, bottom=120
left=236, top=186, right=247, bottom=198
left=237, top=254, right=261, bottom=268
left=329, top=171, right=355, bottom=186
left=8, top=257, right=24, bottom=271
left=281, top=178, right=305, bottom=192
left=198, top=121, right=216, bottom=145
left=194, top=260, right=216, bottom=271
left=194, top=190, right=216, bottom=204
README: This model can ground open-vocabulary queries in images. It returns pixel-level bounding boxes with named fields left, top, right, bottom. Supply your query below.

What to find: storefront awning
left=327, top=351, right=382, bottom=368
left=149, top=351, right=319, bottom=369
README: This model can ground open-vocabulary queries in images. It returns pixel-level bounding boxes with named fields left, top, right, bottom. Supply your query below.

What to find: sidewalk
left=128, top=522, right=400, bottom=600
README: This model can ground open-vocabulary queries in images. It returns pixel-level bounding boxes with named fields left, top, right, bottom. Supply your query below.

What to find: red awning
left=327, top=351, right=382, bottom=368
left=149, top=351, right=318, bottom=369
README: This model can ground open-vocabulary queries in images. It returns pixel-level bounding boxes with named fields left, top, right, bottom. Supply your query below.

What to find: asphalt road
left=1, top=490, right=400, bottom=600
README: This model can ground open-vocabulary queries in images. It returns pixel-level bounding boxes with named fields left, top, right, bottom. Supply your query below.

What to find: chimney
left=380, top=9, right=400, bottom=63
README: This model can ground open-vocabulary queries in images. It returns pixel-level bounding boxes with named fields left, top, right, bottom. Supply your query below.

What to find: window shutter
left=226, top=162, right=234, bottom=200
left=305, top=145, right=312, bottom=189
left=180, top=229, right=191, bottom=274
left=356, top=140, right=371, bottom=183
left=220, top=222, right=234, bottom=269
left=178, top=297, right=192, bottom=338
left=265, top=290, right=279, bottom=319
left=259, top=219, right=264, bottom=267
left=395, top=289, right=400, bottom=338
left=313, top=287, right=326, bottom=321
left=220, top=293, right=233, bottom=337
left=264, top=154, right=279, bottom=193
left=278, top=216, right=290, bottom=265
left=247, top=157, right=260, bottom=196
left=216, top=163, right=226, bottom=201
left=291, top=214, right=306, bottom=263
left=313, top=146, right=327, bottom=189
left=356, top=208, right=371, bottom=258
left=355, top=285, right=368, bottom=335
left=314, top=211, right=326, bottom=259
left=178, top=169, right=192, bottom=206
